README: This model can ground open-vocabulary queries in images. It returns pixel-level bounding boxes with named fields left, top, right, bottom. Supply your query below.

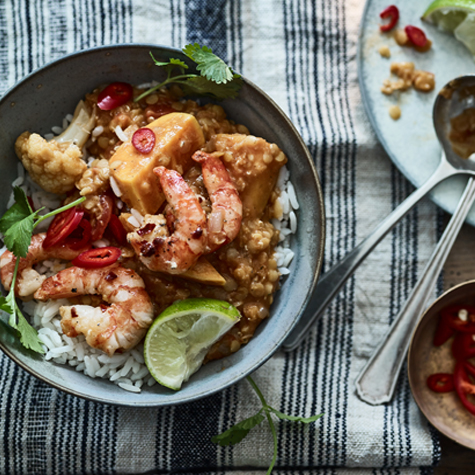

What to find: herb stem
left=9, top=257, right=20, bottom=298
left=247, top=376, right=278, bottom=475
left=33, top=196, right=86, bottom=228
left=134, top=74, right=198, bottom=103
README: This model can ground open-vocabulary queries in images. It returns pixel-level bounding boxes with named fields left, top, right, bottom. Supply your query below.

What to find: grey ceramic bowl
left=0, top=44, right=325, bottom=406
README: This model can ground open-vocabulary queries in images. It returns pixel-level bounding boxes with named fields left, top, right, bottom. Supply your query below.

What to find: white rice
left=109, top=175, right=122, bottom=197
left=3, top=116, right=299, bottom=393
left=115, top=125, right=128, bottom=142
left=273, top=165, right=299, bottom=275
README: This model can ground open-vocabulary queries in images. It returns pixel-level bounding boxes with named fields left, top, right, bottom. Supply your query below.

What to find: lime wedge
left=422, top=0, right=475, bottom=57
left=144, top=298, right=241, bottom=390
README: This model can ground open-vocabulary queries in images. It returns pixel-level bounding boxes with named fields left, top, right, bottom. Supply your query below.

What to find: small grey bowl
left=0, top=44, right=325, bottom=406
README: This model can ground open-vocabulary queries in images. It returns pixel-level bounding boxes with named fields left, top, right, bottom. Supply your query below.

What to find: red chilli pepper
left=379, top=5, right=399, bottom=32
left=454, top=361, right=475, bottom=416
left=107, top=214, right=128, bottom=246
left=405, top=25, right=428, bottom=47
left=433, top=311, right=455, bottom=346
left=465, top=361, right=475, bottom=379
left=66, top=219, right=92, bottom=250
left=43, top=207, right=84, bottom=249
left=451, top=331, right=475, bottom=361
left=97, top=82, right=133, bottom=111
left=132, top=128, right=156, bottom=154
left=442, top=305, right=475, bottom=333
left=72, top=246, right=121, bottom=269
left=427, top=373, right=455, bottom=393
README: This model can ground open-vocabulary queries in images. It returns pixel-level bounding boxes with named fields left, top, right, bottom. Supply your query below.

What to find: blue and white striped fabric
left=0, top=1, right=442, bottom=473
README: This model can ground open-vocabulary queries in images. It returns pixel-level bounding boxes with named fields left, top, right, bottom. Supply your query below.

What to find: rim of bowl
left=0, top=43, right=325, bottom=406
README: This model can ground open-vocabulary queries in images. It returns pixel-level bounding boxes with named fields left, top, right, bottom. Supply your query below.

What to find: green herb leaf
left=211, top=376, right=323, bottom=475
left=150, top=53, right=188, bottom=70
left=136, top=43, right=242, bottom=103
left=3, top=213, right=37, bottom=258
left=0, top=192, right=85, bottom=353
left=182, top=43, right=236, bottom=84
left=268, top=407, right=323, bottom=423
left=9, top=300, right=44, bottom=353
left=181, top=75, right=243, bottom=100
left=150, top=53, right=188, bottom=76
left=0, top=187, right=39, bottom=257
left=0, top=259, right=44, bottom=353
left=211, top=412, right=265, bottom=446
left=0, top=187, right=32, bottom=234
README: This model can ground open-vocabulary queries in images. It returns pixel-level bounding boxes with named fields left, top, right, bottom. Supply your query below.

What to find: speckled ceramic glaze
left=358, top=0, right=475, bottom=224
left=0, top=44, right=324, bottom=406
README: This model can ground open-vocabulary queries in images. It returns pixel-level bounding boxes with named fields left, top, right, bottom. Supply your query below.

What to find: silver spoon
left=282, top=75, right=475, bottom=353
left=355, top=77, right=475, bottom=404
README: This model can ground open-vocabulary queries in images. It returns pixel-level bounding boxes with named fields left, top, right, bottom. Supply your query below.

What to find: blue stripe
left=185, top=0, right=228, bottom=61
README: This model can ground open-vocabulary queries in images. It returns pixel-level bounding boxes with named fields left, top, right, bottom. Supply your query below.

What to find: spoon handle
left=282, top=159, right=456, bottom=352
left=355, top=176, right=475, bottom=405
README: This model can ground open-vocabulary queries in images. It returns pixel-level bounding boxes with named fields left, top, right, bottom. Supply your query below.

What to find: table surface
left=435, top=217, right=475, bottom=474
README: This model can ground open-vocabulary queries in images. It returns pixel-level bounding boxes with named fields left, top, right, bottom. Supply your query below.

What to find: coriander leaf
left=0, top=294, right=13, bottom=314
left=150, top=53, right=188, bottom=70
left=9, top=301, right=44, bottom=353
left=181, top=75, right=243, bottom=100
left=3, top=213, right=37, bottom=258
left=268, top=407, right=323, bottom=423
left=0, top=186, right=32, bottom=234
left=211, top=412, right=265, bottom=446
left=183, top=43, right=235, bottom=84
left=150, top=53, right=188, bottom=76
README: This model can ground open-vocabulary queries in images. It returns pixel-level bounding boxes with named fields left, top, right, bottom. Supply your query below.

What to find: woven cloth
left=0, top=0, right=443, bottom=474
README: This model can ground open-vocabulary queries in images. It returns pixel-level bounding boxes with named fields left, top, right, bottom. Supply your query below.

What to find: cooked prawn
left=33, top=265, right=154, bottom=356
left=0, top=233, right=88, bottom=297
left=128, top=167, right=207, bottom=274
left=192, top=151, right=242, bottom=253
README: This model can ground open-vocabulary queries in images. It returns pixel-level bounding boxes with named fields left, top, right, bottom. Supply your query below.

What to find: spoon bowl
left=433, top=75, right=475, bottom=173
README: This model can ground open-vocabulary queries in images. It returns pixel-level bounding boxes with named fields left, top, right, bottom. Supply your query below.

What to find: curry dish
left=2, top=84, right=290, bottom=364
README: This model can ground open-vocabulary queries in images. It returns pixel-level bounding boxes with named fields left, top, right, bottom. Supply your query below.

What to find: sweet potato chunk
left=109, top=113, right=205, bottom=215
left=207, top=134, right=287, bottom=219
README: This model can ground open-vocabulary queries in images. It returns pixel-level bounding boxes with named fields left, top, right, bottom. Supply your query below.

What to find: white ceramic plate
left=358, top=0, right=475, bottom=224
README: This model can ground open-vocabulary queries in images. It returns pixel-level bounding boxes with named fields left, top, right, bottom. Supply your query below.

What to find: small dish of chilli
left=408, top=280, right=475, bottom=450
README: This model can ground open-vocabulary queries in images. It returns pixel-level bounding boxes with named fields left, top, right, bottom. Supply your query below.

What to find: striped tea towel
left=0, top=0, right=442, bottom=473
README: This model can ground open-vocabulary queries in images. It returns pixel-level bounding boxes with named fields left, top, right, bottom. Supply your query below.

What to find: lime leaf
left=268, top=407, right=323, bottom=423
left=144, top=298, right=240, bottom=390
left=211, top=412, right=265, bottom=446
left=182, top=43, right=236, bottom=84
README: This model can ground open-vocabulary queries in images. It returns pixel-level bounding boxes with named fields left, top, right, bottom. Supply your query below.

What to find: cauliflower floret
left=15, top=131, right=87, bottom=194
left=14, top=100, right=95, bottom=195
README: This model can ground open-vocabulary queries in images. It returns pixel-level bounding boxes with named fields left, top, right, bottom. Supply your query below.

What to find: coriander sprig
left=211, top=376, right=323, bottom=474
left=134, top=43, right=242, bottom=103
left=0, top=187, right=85, bottom=353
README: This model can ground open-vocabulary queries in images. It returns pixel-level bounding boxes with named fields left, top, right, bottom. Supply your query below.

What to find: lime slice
left=144, top=298, right=241, bottom=390
left=422, top=0, right=475, bottom=57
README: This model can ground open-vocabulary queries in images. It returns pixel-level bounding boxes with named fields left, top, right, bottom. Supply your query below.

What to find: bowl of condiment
left=408, top=280, right=475, bottom=449
left=0, top=44, right=325, bottom=406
